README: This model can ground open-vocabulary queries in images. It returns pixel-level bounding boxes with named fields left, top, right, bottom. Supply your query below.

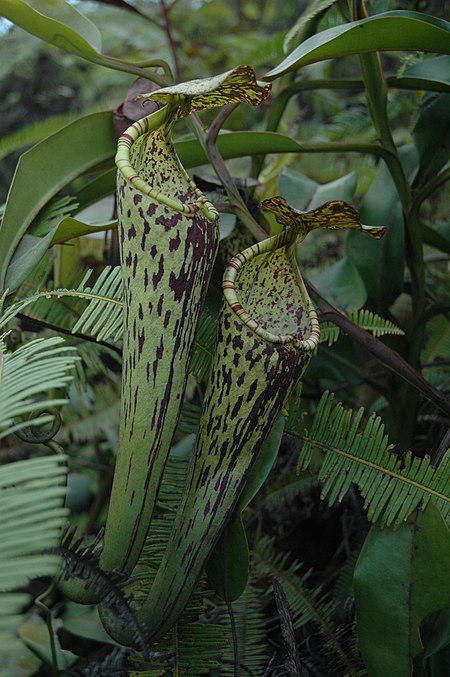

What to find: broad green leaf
left=279, top=169, right=357, bottom=211
left=62, top=604, right=120, bottom=647
left=50, top=216, right=117, bottom=245
left=354, top=503, right=450, bottom=676
left=395, top=55, right=450, bottom=93
left=0, top=112, right=85, bottom=162
left=346, top=145, right=418, bottom=312
left=422, top=314, right=450, bottom=364
left=4, top=225, right=58, bottom=291
left=413, top=92, right=450, bottom=181
left=311, top=256, right=367, bottom=311
left=265, top=11, right=450, bottom=79
left=0, top=0, right=102, bottom=56
left=207, top=414, right=285, bottom=602
left=0, top=111, right=115, bottom=294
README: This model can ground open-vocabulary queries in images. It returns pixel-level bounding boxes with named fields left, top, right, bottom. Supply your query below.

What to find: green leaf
left=354, top=503, right=450, bottom=676
left=283, top=0, right=339, bottom=54
left=346, top=145, right=418, bottom=312
left=207, top=415, right=285, bottom=602
left=265, top=11, right=450, bottom=79
left=396, top=55, right=450, bottom=93
left=311, top=256, right=367, bottom=311
left=50, top=217, right=117, bottom=246
left=4, top=225, right=58, bottom=292
left=0, top=111, right=115, bottom=295
left=0, top=112, right=86, bottom=162
left=413, top=92, right=450, bottom=181
left=0, top=0, right=102, bottom=56
left=19, top=616, right=77, bottom=670
left=279, top=169, right=357, bottom=211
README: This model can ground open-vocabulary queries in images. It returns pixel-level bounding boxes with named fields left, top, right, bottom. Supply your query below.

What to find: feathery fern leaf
left=0, top=335, right=78, bottom=439
left=320, top=309, right=404, bottom=346
left=71, top=266, right=123, bottom=342
left=59, top=382, right=120, bottom=446
left=2, top=268, right=218, bottom=378
left=178, top=401, right=202, bottom=434
left=297, top=392, right=450, bottom=528
left=0, top=454, right=69, bottom=672
left=220, top=584, right=268, bottom=677
left=253, top=537, right=357, bottom=674
left=0, top=267, right=123, bottom=341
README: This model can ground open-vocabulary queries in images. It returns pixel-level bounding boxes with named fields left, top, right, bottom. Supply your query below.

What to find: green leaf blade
left=266, top=12, right=450, bottom=79
left=0, top=0, right=102, bottom=56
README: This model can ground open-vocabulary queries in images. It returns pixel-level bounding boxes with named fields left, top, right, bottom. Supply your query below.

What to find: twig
left=16, top=312, right=122, bottom=356
left=306, top=280, right=450, bottom=419
left=160, top=0, right=180, bottom=82
left=205, top=104, right=268, bottom=241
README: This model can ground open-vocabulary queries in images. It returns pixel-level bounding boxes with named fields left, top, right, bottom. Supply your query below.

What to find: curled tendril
left=15, top=408, right=63, bottom=453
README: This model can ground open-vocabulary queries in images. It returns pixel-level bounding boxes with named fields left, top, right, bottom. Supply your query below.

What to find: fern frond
left=297, top=392, right=450, bottom=528
left=59, top=383, right=120, bottom=446
left=0, top=454, right=68, bottom=670
left=178, top=401, right=202, bottom=434
left=71, top=266, right=123, bottom=342
left=220, top=584, right=268, bottom=677
left=254, top=538, right=333, bottom=632
left=0, top=335, right=78, bottom=439
left=1, top=267, right=123, bottom=342
left=253, top=537, right=356, bottom=675
left=320, top=309, right=404, bottom=346
left=2, top=269, right=218, bottom=378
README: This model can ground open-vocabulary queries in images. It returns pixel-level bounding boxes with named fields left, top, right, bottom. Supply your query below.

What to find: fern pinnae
left=0, top=267, right=123, bottom=342
left=254, top=538, right=355, bottom=674
left=320, top=308, right=404, bottom=346
left=297, top=392, right=450, bottom=528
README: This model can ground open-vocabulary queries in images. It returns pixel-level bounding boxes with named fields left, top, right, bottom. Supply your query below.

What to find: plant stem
left=306, top=280, right=450, bottom=419
left=160, top=0, right=181, bottom=82
left=203, top=105, right=268, bottom=240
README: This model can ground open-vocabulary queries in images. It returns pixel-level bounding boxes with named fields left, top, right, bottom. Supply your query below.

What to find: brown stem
left=17, top=313, right=122, bottom=356
left=160, top=0, right=180, bottom=82
left=205, top=104, right=268, bottom=240
left=306, top=280, right=450, bottom=419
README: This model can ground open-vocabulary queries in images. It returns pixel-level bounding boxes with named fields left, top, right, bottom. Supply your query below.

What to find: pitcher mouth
left=115, top=109, right=218, bottom=222
left=222, top=230, right=320, bottom=351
